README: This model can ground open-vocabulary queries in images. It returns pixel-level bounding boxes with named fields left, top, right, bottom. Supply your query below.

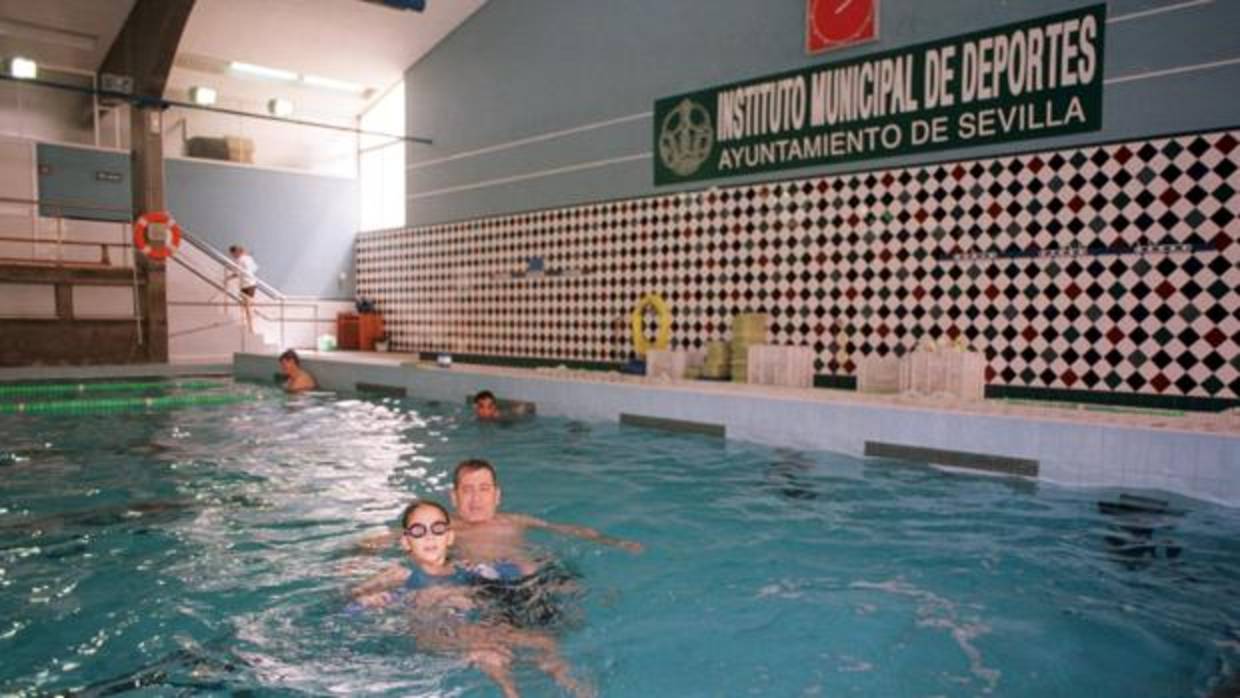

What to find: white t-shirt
left=236, top=254, right=258, bottom=288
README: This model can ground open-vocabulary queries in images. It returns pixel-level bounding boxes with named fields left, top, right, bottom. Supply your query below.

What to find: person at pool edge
left=279, top=349, right=317, bottom=393
left=351, top=499, right=592, bottom=698
left=359, top=458, right=642, bottom=576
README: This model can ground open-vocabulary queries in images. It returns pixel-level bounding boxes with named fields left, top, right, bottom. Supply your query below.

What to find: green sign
left=654, top=5, right=1106, bottom=186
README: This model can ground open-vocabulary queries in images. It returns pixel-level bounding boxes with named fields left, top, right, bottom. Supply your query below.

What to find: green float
left=0, top=392, right=251, bottom=415
left=0, top=379, right=225, bottom=399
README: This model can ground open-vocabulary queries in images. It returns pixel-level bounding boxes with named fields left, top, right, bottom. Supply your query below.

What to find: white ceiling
left=1, top=0, right=486, bottom=119
left=170, top=0, right=487, bottom=118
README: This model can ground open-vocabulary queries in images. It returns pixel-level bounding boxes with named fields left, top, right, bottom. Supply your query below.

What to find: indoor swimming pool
left=1, top=380, right=1238, bottom=697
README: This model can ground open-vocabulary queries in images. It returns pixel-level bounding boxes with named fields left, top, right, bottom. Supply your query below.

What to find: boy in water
left=350, top=500, right=592, bottom=698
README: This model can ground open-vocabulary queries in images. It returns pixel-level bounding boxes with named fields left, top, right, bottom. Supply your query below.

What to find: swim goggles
left=404, top=521, right=450, bottom=538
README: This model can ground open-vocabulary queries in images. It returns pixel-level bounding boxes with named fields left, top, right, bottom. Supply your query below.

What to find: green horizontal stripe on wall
left=416, top=352, right=620, bottom=373
left=403, top=354, right=1236, bottom=413
left=986, top=385, right=1239, bottom=414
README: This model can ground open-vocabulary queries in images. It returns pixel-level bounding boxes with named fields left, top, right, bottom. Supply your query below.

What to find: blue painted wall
left=405, top=0, right=1240, bottom=225
left=36, top=144, right=131, bottom=222
left=165, top=159, right=358, bottom=299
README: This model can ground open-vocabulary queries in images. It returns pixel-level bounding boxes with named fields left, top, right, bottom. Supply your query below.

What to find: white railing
left=167, top=230, right=348, bottom=359
left=0, top=196, right=142, bottom=342
left=0, top=195, right=136, bottom=268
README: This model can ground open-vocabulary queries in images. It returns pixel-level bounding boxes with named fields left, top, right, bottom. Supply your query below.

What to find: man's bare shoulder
left=495, top=511, right=542, bottom=527
left=286, top=373, right=317, bottom=392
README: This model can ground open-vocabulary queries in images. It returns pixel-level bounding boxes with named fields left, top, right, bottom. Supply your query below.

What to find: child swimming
left=350, top=499, right=593, bottom=698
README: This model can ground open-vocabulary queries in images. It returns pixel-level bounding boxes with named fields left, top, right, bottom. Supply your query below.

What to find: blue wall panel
left=36, top=144, right=131, bottom=222
left=404, top=0, right=1240, bottom=225
left=165, top=159, right=358, bottom=299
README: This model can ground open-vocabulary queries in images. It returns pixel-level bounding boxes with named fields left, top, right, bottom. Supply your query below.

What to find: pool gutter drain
left=864, top=441, right=1038, bottom=478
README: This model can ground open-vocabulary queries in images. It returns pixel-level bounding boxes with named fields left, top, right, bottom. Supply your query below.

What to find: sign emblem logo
left=807, top=0, right=879, bottom=54
left=658, top=98, right=714, bottom=177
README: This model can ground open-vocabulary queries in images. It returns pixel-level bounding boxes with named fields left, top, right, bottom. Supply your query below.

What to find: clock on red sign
left=806, top=0, right=878, bottom=55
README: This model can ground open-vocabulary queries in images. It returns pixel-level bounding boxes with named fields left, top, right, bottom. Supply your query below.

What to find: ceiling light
left=7, top=56, right=37, bottom=80
left=267, top=98, right=294, bottom=117
left=188, top=86, right=217, bottom=106
left=301, top=73, right=366, bottom=94
left=230, top=61, right=297, bottom=81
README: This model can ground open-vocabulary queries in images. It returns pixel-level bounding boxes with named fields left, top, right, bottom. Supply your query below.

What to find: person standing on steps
left=227, top=245, right=259, bottom=332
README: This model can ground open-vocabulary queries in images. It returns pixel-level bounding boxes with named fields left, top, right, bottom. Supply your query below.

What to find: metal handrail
left=0, top=235, right=125, bottom=248
left=169, top=299, right=324, bottom=314
left=0, top=234, right=127, bottom=267
left=0, top=195, right=134, bottom=267
left=178, top=229, right=287, bottom=301
left=0, top=195, right=140, bottom=339
left=166, top=240, right=328, bottom=351
left=0, top=195, right=133, bottom=215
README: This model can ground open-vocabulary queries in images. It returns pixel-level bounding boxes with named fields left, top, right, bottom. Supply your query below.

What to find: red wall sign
left=806, top=0, right=879, bottom=54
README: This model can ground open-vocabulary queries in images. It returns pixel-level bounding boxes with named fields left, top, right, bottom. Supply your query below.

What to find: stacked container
left=700, top=341, right=731, bottom=379
left=730, top=313, right=769, bottom=383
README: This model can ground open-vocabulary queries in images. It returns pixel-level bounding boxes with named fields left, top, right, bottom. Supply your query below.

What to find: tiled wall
left=357, top=128, right=1240, bottom=401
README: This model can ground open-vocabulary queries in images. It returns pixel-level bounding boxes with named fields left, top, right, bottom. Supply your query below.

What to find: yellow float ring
left=631, top=293, right=672, bottom=357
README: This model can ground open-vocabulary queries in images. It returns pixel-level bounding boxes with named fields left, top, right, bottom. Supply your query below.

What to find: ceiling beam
left=98, top=0, right=196, bottom=97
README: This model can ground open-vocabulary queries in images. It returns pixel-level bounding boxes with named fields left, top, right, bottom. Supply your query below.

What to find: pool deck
left=233, top=350, right=1240, bottom=508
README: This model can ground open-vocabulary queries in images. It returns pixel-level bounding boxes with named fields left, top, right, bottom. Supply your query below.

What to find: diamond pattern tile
left=358, top=130, right=1240, bottom=400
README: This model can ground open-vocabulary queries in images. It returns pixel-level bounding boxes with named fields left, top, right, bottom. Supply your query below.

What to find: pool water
left=2, top=382, right=1239, bottom=697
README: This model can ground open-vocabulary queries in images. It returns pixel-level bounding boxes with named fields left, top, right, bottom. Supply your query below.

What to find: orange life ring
left=132, top=211, right=183, bottom=261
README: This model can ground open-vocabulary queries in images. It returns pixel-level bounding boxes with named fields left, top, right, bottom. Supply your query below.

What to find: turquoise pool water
left=1, top=382, right=1238, bottom=697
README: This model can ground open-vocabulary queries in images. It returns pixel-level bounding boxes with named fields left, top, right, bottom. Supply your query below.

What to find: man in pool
left=450, top=458, right=642, bottom=578
left=279, top=350, right=317, bottom=393
left=351, top=499, right=592, bottom=698
left=357, top=458, right=642, bottom=578
left=473, top=390, right=502, bottom=420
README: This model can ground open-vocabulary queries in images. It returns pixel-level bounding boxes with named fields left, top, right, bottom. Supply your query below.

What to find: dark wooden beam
left=98, top=0, right=196, bottom=98
left=97, top=0, right=194, bottom=364
left=0, top=319, right=147, bottom=366
left=0, top=264, right=139, bottom=285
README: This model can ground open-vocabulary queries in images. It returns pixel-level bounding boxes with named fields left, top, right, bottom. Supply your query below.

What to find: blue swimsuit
left=466, top=560, right=526, bottom=583
left=403, top=564, right=478, bottom=590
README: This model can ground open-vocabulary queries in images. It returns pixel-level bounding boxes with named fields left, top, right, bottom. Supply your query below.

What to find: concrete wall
left=404, top=0, right=1240, bottom=225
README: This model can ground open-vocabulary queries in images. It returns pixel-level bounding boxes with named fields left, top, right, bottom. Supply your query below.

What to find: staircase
left=167, top=233, right=348, bottom=364
left=166, top=237, right=279, bottom=363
